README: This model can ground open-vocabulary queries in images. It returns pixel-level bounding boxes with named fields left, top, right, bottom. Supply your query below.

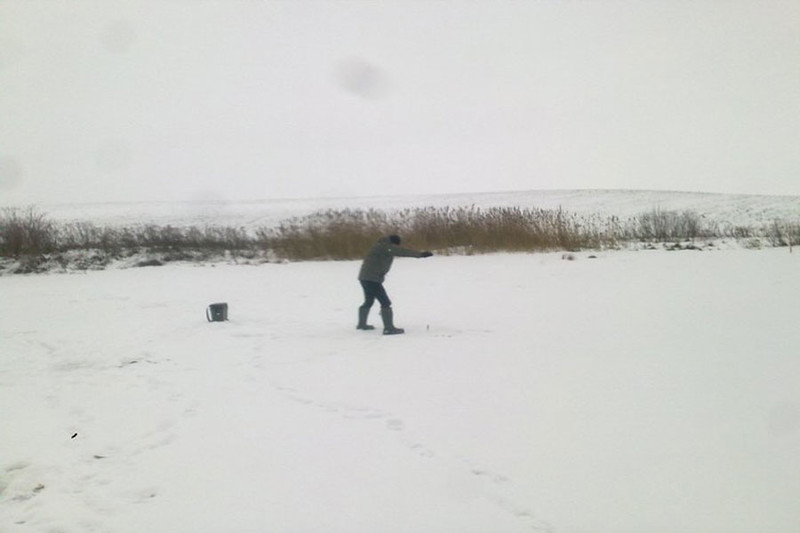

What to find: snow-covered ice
left=2, top=246, right=799, bottom=532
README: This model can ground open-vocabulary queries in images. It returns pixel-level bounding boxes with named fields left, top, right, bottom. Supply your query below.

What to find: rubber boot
left=357, top=306, right=375, bottom=330
left=380, top=306, right=404, bottom=335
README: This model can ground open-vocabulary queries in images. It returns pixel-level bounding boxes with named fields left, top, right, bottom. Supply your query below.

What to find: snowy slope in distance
left=19, top=189, right=800, bottom=230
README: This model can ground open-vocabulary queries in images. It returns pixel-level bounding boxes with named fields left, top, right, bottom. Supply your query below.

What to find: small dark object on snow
left=71, top=433, right=77, bottom=439
left=206, top=302, right=228, bottom=322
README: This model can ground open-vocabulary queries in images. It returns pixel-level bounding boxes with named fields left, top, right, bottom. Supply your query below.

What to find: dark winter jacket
left=358, top=237, right=426, bottom=283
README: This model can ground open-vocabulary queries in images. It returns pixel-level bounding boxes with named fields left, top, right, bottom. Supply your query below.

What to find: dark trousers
left=360, top=280, right=391, bottom=309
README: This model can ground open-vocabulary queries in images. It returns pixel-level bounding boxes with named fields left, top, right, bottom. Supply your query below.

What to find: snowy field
left=2, top=246, right=799, bottom=533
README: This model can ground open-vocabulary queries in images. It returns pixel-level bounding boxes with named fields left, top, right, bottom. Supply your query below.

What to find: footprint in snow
left=408, top=443, right=435, bottom=458
left=471, top=468, right=510, bottom=485
left=4, top=462, right=31, bottom=473
left=385, top=418, right=405, bottom=431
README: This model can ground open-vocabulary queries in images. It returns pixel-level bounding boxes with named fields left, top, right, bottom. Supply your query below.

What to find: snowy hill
left=30, top=189, right=800, bottom=230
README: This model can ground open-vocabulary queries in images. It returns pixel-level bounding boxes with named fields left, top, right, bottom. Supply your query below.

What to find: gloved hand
left=420, top=251, right=433, bottom=258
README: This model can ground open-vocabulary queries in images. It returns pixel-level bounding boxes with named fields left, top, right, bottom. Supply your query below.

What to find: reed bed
left=1, top=205, right=796, bottom=272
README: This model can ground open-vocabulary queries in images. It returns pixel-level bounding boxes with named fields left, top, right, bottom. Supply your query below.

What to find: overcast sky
left=1, top=1, right=799, bottom=205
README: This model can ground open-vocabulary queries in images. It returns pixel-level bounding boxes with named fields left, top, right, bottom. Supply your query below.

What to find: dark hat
left=388, top=234, right=401, bottom=245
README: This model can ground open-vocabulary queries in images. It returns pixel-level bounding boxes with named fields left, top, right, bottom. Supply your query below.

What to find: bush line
left=1, top=206, right=798, bottom=269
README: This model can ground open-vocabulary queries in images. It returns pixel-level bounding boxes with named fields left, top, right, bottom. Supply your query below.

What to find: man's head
left=388, top=234, right=401, bottom=245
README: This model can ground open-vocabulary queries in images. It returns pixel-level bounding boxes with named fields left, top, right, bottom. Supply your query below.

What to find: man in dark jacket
left=357, top=234, right=433, bottom=335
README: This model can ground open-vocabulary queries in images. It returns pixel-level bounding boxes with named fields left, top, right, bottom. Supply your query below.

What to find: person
left=357, top=234, right=433, bottom=335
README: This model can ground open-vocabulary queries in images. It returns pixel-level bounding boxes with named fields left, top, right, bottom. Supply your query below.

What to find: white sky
left=1, top=0, right=799, bottom=205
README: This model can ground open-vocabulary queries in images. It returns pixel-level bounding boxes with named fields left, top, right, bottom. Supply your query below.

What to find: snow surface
left=2, top=247, right=799, bottom=532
